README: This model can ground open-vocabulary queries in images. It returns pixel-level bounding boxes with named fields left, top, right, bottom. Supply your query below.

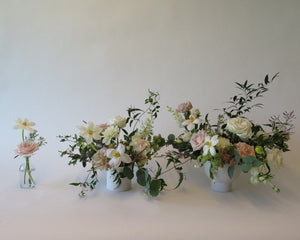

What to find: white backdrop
left=1, top=1, right=300, bottom=239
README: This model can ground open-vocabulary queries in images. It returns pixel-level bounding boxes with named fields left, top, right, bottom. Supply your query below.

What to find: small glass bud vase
left=19, top=157, right=36, bottom=189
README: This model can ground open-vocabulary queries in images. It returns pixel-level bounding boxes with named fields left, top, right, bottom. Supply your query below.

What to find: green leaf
left=253, top=160, right=263, bottom=167
left=242, top=155, right=256, bottom=164
left=149, top=179, right=161, bottom=197
left=174, top=172, right=184, bottom=189
left=155, top=161, right=162, bottom=179
left=136, top=168, right=147, bottom=186
left=123, top=166, right=134, bottom=180
left=241, top=163, right=252, bottom=173
left=70, top=183, right=80, bottom=186
left=264, top=74, right=269, bottom=84
left=228, top=166, right=235, bottom=179
left=234, top=150, right=241, bottom=164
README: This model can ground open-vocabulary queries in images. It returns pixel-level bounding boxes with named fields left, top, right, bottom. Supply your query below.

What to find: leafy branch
left=223, top=73, right=279, bottom=118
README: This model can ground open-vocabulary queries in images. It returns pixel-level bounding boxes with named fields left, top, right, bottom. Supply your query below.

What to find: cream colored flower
left=203, top=135, right=219, bottom=156
left=191, top=108, right=200, bottom=117
left=13, top=118, right=36, bottom=132
left=102, top=126, right=119, bottom=145
left=182, top=114, right=203, bottom=131
left=266, top=148, right=283, bottom=170
left=180, top=132, right=193, bottom=142
left=226, top=118, right=252, bottom=140
left=108, top=116, right=127, bottom=128
left=256, top=131, right=269, bottom=140
left=217, top=137, right=232, bottom=149
left=130, top=136, right=150, bottom=156
left=106, top=144, right=132, bottom=168
left=77, top=122, right=102, bottom=144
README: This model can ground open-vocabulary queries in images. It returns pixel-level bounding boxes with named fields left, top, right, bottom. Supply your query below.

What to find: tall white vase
left=204, top=162, right=241, bottom=192
left=106, top=168, right=132, bottom=192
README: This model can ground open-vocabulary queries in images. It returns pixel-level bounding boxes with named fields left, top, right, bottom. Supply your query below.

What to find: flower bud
left=255, top=146, right=264, bottom=155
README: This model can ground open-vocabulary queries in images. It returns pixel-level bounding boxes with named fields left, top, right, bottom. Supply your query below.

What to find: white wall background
left=0, top=0, right=300, bottom=204
left=1, top=1, right=300, bottom=239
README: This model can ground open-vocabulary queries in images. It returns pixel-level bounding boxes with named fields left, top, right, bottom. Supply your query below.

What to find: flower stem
left=22, top=129, right=25, bottom=142
left=25, top=157, right=35, bottom=185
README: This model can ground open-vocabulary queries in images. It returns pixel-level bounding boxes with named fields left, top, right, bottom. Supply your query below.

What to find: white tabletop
left=1, top=152, right=299, bottom=240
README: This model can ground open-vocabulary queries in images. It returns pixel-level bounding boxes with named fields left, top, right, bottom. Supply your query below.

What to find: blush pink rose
left=15, top=141, right=39, bottom=157
left=190, top=130, right=206, bottom=151
left=176, top=101, right=193, bottom=113
left=236, top=142, right=255, bottom=159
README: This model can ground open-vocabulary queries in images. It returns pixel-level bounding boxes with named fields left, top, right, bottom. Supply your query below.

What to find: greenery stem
left=25, top=157, right=35, bottom=185
left=22, top=129, right=25, bottom=142
left=90, top=143, right=98, bottom=152
left=160, top=159, right=190, bottom=176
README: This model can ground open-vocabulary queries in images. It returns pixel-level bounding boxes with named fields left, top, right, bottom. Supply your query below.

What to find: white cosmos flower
left=106, top=144, right=132, bottom=168
left=13, top=118, right=36, bottom=132
left=203, top=135, right=219, bottom=156
left=182, top=114, right=203, bottom=131
left=77, top=122, right=102, bottom=144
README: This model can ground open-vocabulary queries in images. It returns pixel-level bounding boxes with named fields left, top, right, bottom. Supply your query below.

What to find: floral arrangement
left=13, top=118, right=47, bottom=187
left=167, top=73, right=295, bottom=192
left=59, top=90, right=179, bottom=197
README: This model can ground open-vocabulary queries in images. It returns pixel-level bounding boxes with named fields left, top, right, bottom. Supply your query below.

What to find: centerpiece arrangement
left=59, top=90, right=183, bottom=197
left=13, top=118, right=47, bottom=188
left=167, top=73, right=295, bottom=192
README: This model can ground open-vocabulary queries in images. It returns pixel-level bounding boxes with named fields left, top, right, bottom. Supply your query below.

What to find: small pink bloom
left=190, top=130, right=206, bottom=151
left=176, top=101, right=193, bottom=113
left=15, top=141, right=39, bottom=157
left=236, top=142, right=255, bottom=159
left=97, top=123, right=109, bottom=131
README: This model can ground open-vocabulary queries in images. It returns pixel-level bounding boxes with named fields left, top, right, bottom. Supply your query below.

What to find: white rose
left=226, top=118, right=252, bottom=140
left=266, top=148, right=283, bottom=170
left=108, top=115, right=127, bottom=128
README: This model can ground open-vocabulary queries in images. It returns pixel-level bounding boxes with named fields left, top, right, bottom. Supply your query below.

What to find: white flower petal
left=187, top=123, right=194, bottom=131
left=193, top=118, right=202, bottom=124
left=117, top=144, right=125, bottom=154
left=211, top=135, right=219, bottom=146
left=120, top=154, right=132, bottom=163
left=106, top=149, right=116, bottom=158
left=87, top=121, right=94, bottom=129
left=210, top=147, right=216, bottom=156
left=203, top=145, right=209, bottom=155
left=109, top=158, right=121, bottom=168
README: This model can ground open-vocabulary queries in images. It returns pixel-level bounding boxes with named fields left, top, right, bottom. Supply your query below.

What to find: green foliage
left=228, top=166, right=235, bottom=179
left=223, top=73, right=279, bottom=118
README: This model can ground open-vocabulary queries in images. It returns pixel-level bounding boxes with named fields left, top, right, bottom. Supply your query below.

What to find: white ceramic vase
left=204, top=162, right=241, bottom=192
left=106, top=168, right=132, bottom=192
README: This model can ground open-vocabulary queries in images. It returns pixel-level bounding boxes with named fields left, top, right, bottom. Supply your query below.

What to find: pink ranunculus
left=176, top=101, right=193, bottom=113
left=236, top=142, right=255, bottom=159
left=97, top=123, right=109, bottom=131
left=190, top=130, right=206, bottom=151
left=15, top=141, right=39, bottom=157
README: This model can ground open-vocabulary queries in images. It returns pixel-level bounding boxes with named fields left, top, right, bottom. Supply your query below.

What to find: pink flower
left=190, top=130, right=206, bottom=151
left=176, top=101, right=193, bottom=113
left=96, top=123, right=109, bottom=131
left=236, top=142, right=255, bottom=159
left=15, top=141, right=39, bottom=157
